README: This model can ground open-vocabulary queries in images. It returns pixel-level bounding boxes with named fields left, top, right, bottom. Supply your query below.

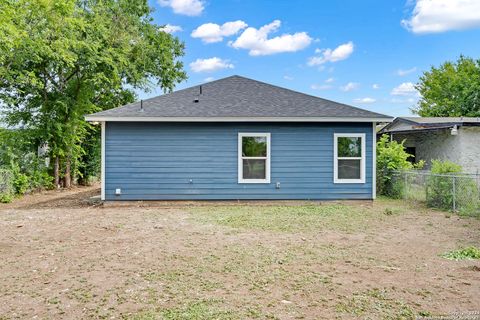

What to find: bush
left=0, top=168, right=13, bottom=202
left=0, top=193, right=13, bottom=203
left=0, top=129, right=53, bottom=196
left=376, top=134, right=415, bottom=198
left=426, top=160, right=479, bottom=215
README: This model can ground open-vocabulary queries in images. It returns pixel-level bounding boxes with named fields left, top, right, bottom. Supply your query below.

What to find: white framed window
left=334, top=133, right=366, bottom=183
left=238, top=133, right=271, bottom=183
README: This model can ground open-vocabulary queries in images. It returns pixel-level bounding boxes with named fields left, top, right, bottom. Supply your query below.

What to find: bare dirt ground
left=0, top=186, right=479, bottom=319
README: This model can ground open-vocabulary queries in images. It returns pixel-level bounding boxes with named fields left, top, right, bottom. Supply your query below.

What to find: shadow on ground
left=15, top=188, right=100, bottom=210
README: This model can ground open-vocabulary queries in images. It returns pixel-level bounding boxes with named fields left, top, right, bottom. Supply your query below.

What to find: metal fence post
left=404, top=172, right=407, bottom=199
left=452, top=176, right=456, bottom=212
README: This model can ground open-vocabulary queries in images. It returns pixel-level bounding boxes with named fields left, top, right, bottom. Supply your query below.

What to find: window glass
left=338, top=159, right=361, bottom=179
left=242, top=159, right=266, bottom=179
left=337, top=137, right=362, bottom=157
left=242, top=137, right=267, bottom=157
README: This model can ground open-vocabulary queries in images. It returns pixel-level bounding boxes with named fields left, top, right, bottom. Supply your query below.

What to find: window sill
left=334, top=179, right=365, bottom=184
left=238, top=179, right=271, bottom=184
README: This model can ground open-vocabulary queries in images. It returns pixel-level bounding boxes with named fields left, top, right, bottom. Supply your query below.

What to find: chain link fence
left=391, top=170, right=480, bottom=217
left=0, top=168, right=13, bottom=197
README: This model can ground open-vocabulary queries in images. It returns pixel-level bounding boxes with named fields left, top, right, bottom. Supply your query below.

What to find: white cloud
left=190, top=57, right=234, bottom=73
left=283, top=75, right=294, bottom=80
left=372, top=84, right=380, bottom=89
left=354, top=97, right=376, bottom=104
left=229, top=20, right=312, bottom=56
left=204, top=77, right=215, bottom=82
left=308, top=41, right=354, bottom=66
left=191, top=21, right=247, bottom=43
left=159, top=24, right=183, bottom=34
left=340, top=82, right=359, bottom=92
left=397, top=67, right=417, bottom=76
left=325, top=77, right=335, bottom=83
left=311, top=84, right=332, bottom=90
left=391, top=82, right=418, bottom=96
left=402, top=0, right=480, bottom=33
left=158, top=0, right=204, bottom=16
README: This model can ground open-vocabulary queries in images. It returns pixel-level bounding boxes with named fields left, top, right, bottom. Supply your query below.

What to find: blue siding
left=105, top=122, right=374, bottom=200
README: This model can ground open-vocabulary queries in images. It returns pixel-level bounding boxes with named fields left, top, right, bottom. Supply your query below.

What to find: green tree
left=0, top=0, right=186, bottom=187
left=414, top=56, right=480, bottom=117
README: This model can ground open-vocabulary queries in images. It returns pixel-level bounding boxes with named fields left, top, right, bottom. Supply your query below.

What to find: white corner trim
left=101, top=121, right=105, bottom=201
left=372, top=123, right=377, bottom=199
left=85, top=116, right=393, bottom=123
left=333, top=133, right=366, bottom=184
left=238, top=132, right=271, bottom=184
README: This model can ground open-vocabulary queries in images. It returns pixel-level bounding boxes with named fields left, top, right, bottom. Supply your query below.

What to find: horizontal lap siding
left=105, top=122, right=373, bottom=200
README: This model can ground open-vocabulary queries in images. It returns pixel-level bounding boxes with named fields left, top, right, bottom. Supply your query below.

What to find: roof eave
left=85, top=116, right=393, bottom=123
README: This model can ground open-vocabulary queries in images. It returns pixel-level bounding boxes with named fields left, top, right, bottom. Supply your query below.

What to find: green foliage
left=0, top=193, right=13, bottom=203
left=430, top=159, right=462, bottom=175
left=0, top=167, right=13, bottom=202
left=441, top=246, right=480, bottom=260
left=426, top=160, right=462, bottom=211
left=376, top=134, right=414, bottom=197
left=0, top=0, right=186, bottom=186
left=414, top=55, right=480, bottom=117
left=77, top=126, right=101, bottom=185
left=425, top=160, right=479, bottom=216
left=12, top=168, right=29, bottom=195
left=0, top=129, right=53, bottom=196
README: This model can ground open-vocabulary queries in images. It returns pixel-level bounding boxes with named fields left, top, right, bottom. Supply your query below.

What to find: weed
left=441, top=246, right=480, bottom=260
left=384, top=208, right=394, bottom=216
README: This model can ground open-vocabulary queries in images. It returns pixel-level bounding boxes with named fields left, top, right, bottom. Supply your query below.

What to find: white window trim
left=334, top=133, right=366, bottom=184
left=238, top=132, right=271, bottom=184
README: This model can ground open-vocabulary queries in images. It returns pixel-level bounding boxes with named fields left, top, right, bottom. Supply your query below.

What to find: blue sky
left=143, top=0, right=480, bottom=116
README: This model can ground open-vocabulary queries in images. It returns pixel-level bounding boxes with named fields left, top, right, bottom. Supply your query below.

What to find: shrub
left=426, top=160, right=479, bottom=215
left=376, top=134, right=414, bottom=198
left=0, top=168, right=13, bottom=203
left=0, top=129, right=53, bottom=196
left=0, top=193, right=13, bottom=203
left=426, top=160, right=461, bottom=210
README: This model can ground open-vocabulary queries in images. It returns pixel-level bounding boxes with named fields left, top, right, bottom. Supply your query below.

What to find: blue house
left=85, top=76, right=392, bottom=201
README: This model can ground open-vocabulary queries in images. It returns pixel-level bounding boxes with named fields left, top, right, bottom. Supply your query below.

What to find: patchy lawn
left=0, top=187, right=479, bottom=319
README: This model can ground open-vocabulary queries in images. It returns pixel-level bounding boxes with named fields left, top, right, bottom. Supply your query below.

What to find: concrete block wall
left=393, top=127, right=480, bottom=174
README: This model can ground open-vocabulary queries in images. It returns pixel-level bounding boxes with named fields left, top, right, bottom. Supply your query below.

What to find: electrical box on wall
left=115, top=188, right=121, bottom=195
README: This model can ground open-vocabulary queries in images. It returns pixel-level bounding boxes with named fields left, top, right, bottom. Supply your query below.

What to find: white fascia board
left=85, top=116, right=393, bottom=123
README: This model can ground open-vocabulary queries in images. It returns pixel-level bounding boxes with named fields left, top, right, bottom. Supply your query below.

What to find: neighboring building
left=379, top=117, right=480, bottom=173
left=85, top=75, right=392, bottom=201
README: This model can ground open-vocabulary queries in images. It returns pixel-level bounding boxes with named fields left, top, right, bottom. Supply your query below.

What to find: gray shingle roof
left=86, top=75, right=392, bottom=120
left=380, top=116, right=480, bottom=134
left=400, top=117, right=480, bottom=124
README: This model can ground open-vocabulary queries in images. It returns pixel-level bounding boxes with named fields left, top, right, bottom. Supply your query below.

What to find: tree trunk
left=64, top=158, right=71, bottom=188
left=53, top=156, right=60, bottom=189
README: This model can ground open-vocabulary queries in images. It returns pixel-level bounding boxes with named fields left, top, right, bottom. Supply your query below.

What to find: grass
left=127, top=300, right=241, bottom=320
left=335, top=288, right=415, bottom=319
left=189, top=203, right=403, bottom=233
left=441, top=246, right=480, bottom=260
